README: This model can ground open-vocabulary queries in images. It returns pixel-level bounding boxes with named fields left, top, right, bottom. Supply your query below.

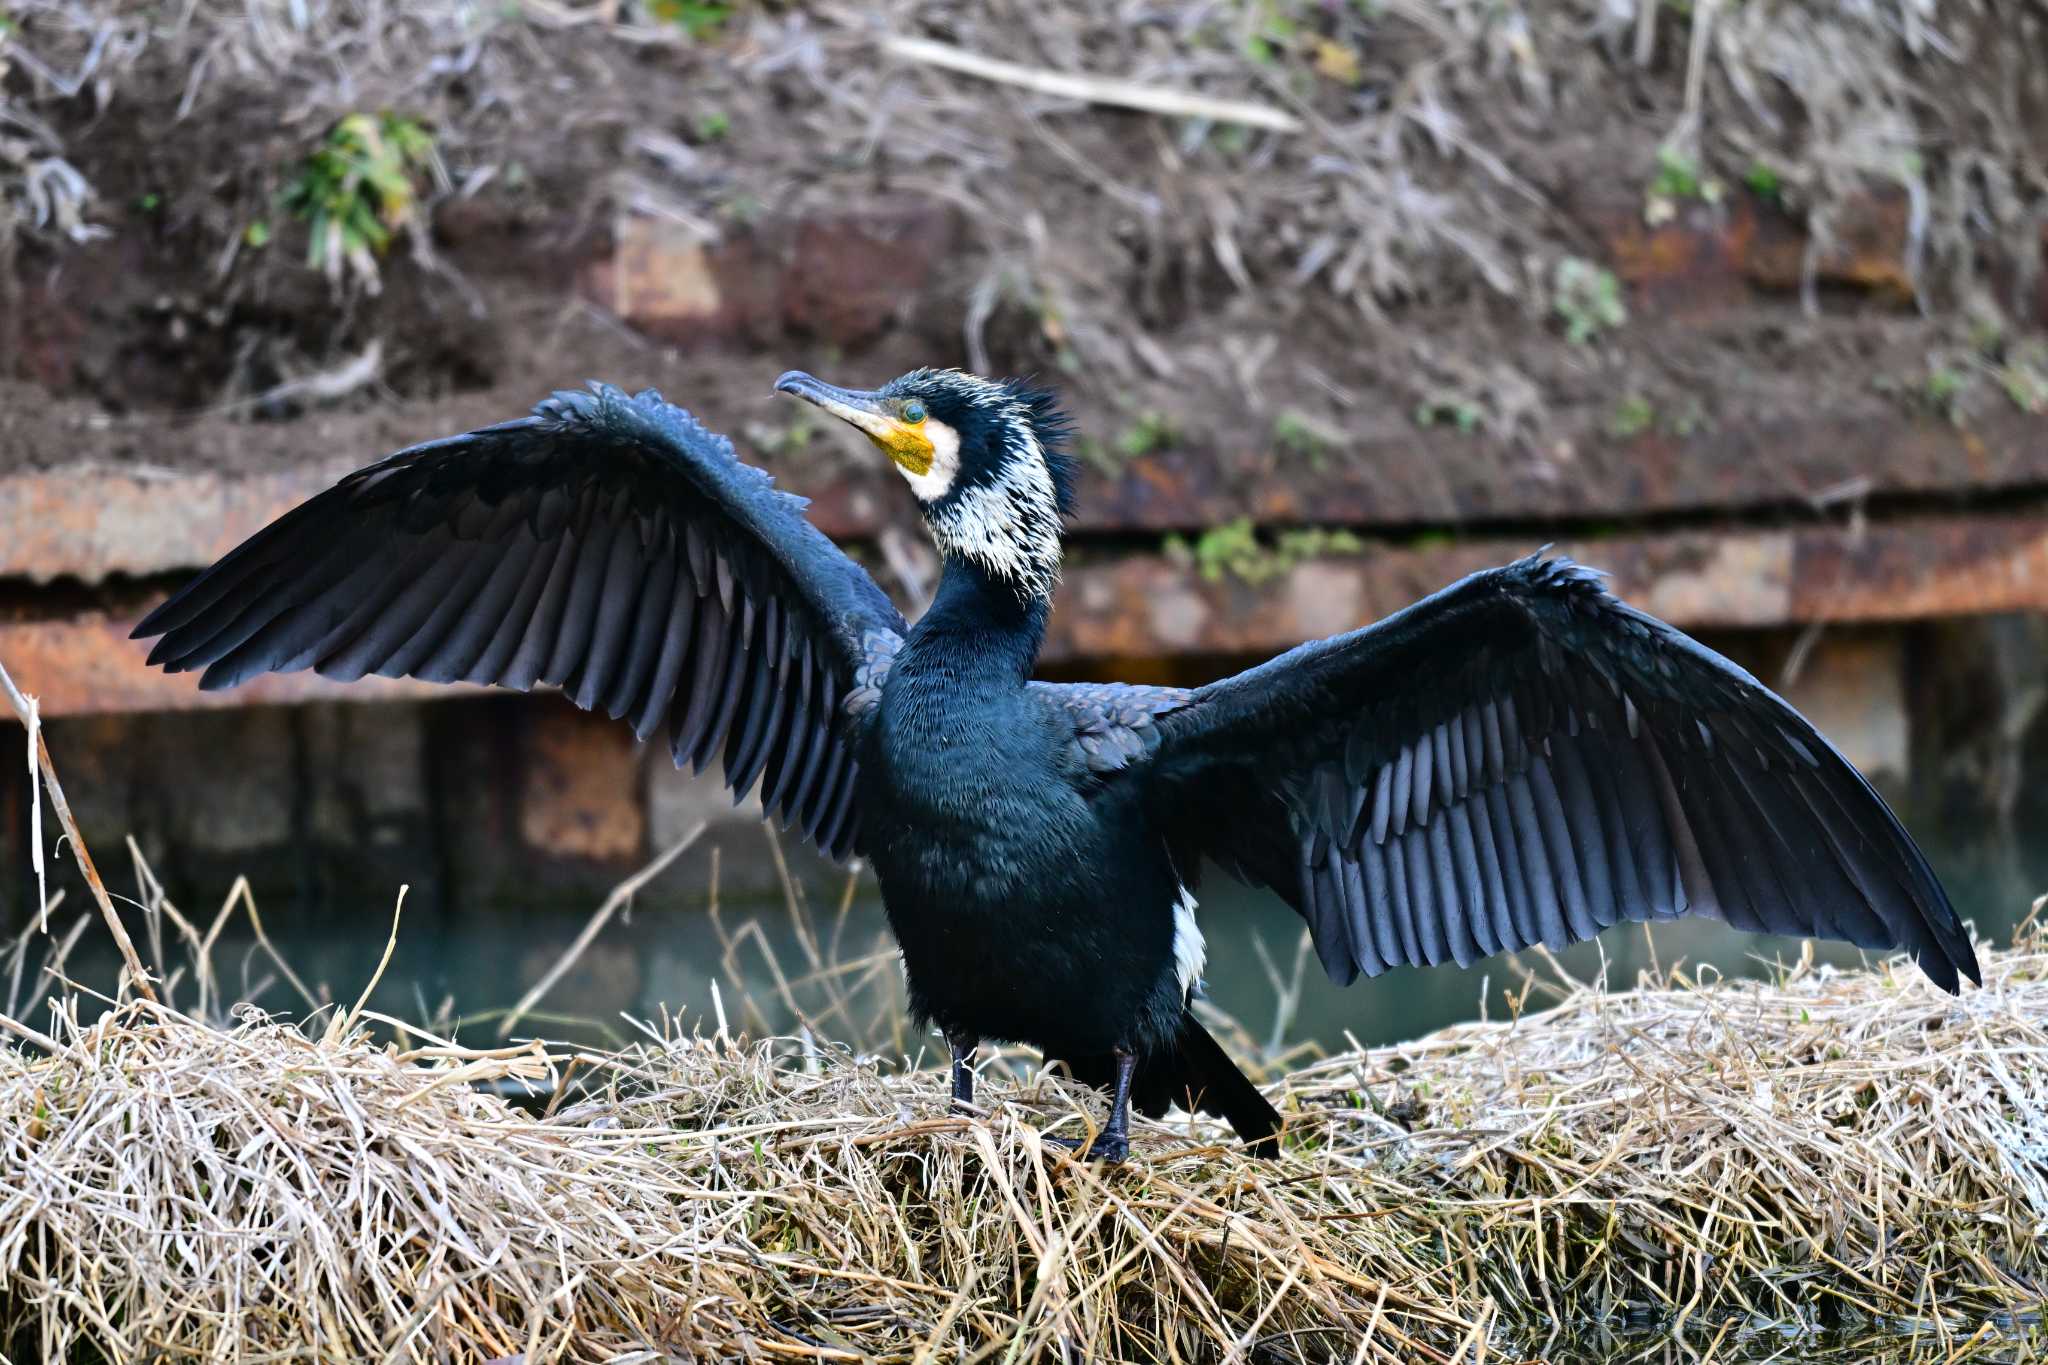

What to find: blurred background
left=3, top=0, right=2046, bottom=1057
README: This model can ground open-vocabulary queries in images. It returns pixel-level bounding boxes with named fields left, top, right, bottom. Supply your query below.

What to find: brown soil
left=0, top=2, right=2043, bottom=507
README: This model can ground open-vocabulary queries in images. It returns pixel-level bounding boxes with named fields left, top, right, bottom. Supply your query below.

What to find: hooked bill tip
left=773, top=370, right=812, bottom=397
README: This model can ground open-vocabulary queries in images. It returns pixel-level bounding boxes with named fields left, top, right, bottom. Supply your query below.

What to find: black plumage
left=133, top=371, right=1980, bottom=1162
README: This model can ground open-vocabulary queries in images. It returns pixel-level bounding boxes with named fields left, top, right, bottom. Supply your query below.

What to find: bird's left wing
left=1140, top=554, right=1980, bottom=992
left=133, top=384, right=906, bottom=861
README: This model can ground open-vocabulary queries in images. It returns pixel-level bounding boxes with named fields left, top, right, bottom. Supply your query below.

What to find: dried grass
left=3, top=663, right=2045, bottom=1360
left=2, top=904, right=2045, bottom=1361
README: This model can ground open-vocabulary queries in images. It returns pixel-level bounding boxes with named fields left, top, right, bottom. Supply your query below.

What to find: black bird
left=133, top=369, right=1981, bottom=1161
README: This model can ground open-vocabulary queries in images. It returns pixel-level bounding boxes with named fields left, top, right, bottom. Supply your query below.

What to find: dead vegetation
left=2, top=0, right=2043, bottom=441
left=4, top=895, right=2048, bottom=1362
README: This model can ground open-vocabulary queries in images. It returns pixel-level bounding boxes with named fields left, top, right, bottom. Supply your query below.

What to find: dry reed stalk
left=0, top=657, right=157, bottom=1003
left=1, top=920, right=2044, bottom=1362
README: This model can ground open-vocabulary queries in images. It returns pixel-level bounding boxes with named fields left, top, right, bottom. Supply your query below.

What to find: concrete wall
left=6, top=617, right=2038, bottom=938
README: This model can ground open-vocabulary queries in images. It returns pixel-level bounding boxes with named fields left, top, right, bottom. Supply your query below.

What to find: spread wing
left=1141, top=554, right=1979, bottom=992
left=133, top=383, right=907, bottom=862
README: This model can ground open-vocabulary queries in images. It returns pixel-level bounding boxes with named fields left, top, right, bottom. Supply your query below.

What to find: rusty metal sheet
left=0, top=463, right=359, bottom=585
left=12, top=514, right=2048, bottom=717
left=1043, top=515, right=2048, bottom=663
left=0, top=608, right=482, bottom=716
left=1790, top=515, right=2048, bottom=621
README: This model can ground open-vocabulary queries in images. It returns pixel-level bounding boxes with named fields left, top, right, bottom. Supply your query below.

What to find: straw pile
left=2, top=925, right=2044, bottom=1363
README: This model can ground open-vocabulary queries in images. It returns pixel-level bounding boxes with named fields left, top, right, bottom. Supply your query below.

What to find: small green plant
left=741, top=414, right=817, bottom=458
left=281, top=112, right=438, bottom=291
left=1650, top=148, right=1703, bottom=201
left=1743, top=160, right=1784, bottom=202
left=1241, top=0, right=1300, bottom=64
left=1553, top=257, right=1626, bottom=345
left=1645, top=147, right=1723, bottom=225
left=1667, top=397, right=1709, bottom=439
left=1117, top=411, right=1178, bottom=460
left=1272, top=410, right=1330, bottom=463
left=719, top=190, right=763, bottom=225
left=651, top=0, right=735, bottom=39
left=1414, top=397, right=1482, bottom=433
left=1923, top=365, right=1967, bottom=424
left=1165, top=518, right=1363, bottom=586
left=1274, top=526, right=1363, bottom=561
left=243, top=219, right=272, bottom=249
left=1608, top=394, right=1654, bottom=439
left=2000, top=343, right=2048, bottom=414
left=695, top=110, right=731, bottom=142
left=1074, top=434, right=1116, bottom=474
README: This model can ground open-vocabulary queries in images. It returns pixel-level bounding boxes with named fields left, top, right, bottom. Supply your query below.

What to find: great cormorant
left=133, top=369, right=1981, bottom=1161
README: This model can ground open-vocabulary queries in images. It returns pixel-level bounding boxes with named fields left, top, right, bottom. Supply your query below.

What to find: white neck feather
left=921, top=423, right=1064, bottom=603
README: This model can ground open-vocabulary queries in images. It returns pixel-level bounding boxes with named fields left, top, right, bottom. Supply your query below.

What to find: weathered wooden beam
left=9, top=513, right=2048, bottom=717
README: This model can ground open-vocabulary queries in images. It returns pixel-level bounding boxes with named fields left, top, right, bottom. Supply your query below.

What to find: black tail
left=1063, top=1013, right=1284, bottom=1158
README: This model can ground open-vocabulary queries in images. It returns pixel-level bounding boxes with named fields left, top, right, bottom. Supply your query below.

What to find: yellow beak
left=774, top=371, right=934, bottom=476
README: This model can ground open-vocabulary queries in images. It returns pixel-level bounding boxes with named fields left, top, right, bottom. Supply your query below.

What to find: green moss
left=650, top=0, right=735, bottom=40
left=1272, top=410, right=1329, bottom=462
left=1609, top=394, right=1655, bottom=439
left=1998, top=341, right=2048, bottom=415
left=1415, top=397, right=1482, bottom=433
left=1650, top=148, right=1704, bottom=201
left=1168, top=517, right=1363, bottom=586
left=1117, top=411, right=1179, bottom=459
left=1553, top=257, right=1626, bottom=345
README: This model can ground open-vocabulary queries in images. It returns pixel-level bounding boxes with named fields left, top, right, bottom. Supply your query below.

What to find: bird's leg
left=947, top=1031, right=980, bottom=1111
left=1049, top=1046, right=1137, bottom=1163
left=1091, top=1046, right=1137, bottom=1162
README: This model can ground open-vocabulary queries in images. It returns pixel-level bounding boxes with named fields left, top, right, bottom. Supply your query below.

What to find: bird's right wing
left=133, top=384, right=906, bottom=861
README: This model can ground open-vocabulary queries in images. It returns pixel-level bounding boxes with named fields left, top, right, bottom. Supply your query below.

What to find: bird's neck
left=904, top=555, right=1051, bottom=684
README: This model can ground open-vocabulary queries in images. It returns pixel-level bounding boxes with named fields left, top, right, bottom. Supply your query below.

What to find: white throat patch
left=923, top=422, right=1064, bottom=604
left=898, top=417, right=962, bottom=502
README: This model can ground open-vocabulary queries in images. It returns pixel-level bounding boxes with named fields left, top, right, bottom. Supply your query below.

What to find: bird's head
left=775, top=367, right=1075, bottom=603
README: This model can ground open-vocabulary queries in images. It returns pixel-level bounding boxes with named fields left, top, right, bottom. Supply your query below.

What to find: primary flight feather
left=135, top=369, right=1979, bottom=1160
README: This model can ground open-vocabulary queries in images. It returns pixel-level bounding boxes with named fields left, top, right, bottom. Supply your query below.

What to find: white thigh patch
left=1172, top=885, right=1207, bottom=999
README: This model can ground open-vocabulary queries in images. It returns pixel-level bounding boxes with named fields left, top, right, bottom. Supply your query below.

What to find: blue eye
left=902, top=401, right=926, bottom=423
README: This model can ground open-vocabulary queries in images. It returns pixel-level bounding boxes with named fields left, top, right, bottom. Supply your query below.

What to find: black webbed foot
left=1045, top=1045, right=1137, bottom=1162
left=1045, top=1130, right=1131, bottom=1163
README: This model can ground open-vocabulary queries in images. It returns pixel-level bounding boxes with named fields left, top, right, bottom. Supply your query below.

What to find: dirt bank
left=0, top=1, right=2042, bottom=504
